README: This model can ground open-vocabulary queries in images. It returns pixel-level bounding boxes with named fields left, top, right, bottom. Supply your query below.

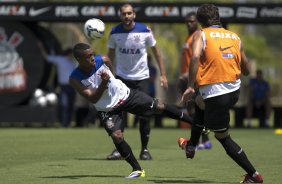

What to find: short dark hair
left=197, top=4, right=221, bottom=27
left=119, top=3, right=135, bottom=13
left=73, top=43, right=90, bottom=59
left=186, top=11, right=197, bottom=19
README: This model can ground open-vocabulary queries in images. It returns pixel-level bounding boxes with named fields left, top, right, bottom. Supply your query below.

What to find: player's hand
left=160, top=75, right=168, bottom=90
left=181, top=87, right=195, bottom=106
left=99, top=70, right=110, bottom=82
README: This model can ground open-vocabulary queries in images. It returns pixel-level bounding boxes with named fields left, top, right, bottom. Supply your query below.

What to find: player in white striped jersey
left=69, top=43, right=193, bottom=178
left=107, top=3, right=168, bottom=161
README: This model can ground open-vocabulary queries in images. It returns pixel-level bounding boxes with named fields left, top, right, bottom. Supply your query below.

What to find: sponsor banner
left=1, top=2, right=282, bottom=23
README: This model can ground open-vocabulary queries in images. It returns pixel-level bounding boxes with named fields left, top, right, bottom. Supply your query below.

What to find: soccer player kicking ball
left=69, top=43, right=193, bottom=178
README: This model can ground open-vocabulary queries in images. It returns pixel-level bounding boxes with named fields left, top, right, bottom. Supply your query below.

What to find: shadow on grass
left=41, top=174, right=122, bottom=179
left=148, top=179, right=233, bottom=183
left=41, top=174, right=236, bottom=183
left=75, top=157, right=113, bottom=161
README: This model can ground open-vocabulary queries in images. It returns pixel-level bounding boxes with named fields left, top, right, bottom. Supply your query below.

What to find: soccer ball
left=84, top=18, right=105, bottom=40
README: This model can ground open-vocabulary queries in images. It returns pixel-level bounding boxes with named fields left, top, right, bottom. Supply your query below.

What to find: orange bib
left=196, top=27, right=242, bottom=86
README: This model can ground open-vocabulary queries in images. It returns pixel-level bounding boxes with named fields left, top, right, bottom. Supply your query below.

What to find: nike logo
left=29, top=7, right=51, bottom=17
left=219, top=45, right=233, bottom=51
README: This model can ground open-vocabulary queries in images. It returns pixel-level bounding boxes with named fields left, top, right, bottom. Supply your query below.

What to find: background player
left=107, top=3, right=168, bottom=160
left=177, top=11, right=211, bottom=150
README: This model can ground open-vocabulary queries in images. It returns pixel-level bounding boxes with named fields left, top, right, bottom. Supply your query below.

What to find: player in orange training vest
left=181, top=4, right=263, bottom=183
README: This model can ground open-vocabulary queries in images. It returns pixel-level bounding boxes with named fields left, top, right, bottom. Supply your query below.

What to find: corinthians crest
left=0, top=27, right=27, bottom=93
left=106, top=117, right=114, bottom=129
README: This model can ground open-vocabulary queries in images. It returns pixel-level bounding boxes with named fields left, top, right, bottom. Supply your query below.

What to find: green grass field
left=0, top=127, right=281, bottom=184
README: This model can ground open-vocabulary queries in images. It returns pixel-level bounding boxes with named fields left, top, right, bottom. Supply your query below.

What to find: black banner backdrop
left=0, top=2, right=282, bottom=23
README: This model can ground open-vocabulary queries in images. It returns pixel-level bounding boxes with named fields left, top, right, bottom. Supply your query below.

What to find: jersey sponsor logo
left=29, top=7, right=51, bottom=17
left=119, top=48, right=141, bottom=54
left=222, top=53, right=234, bottom=58
left=210, top=32, right=239, bottom=40
left=219, top=45, right=233, bottom=51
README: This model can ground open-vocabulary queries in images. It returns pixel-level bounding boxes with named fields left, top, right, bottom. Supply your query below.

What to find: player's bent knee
left=111, top=130, right=124, bottom=144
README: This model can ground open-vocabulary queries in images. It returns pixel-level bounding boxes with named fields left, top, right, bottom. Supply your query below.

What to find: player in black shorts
left=107, top=3, right=169, bottom=161
left=180, top=4, right=263, bottom=183
left=98, top=87, right=193, bottom=178
left=106, top=76, right=158, bottom=160
left=69, top=43, right=193, bottom=178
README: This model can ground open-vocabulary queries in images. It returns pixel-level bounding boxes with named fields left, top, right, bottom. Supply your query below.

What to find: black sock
left=191, top=105, right=206, bottom=145
left=163, top=104, right=193, bottom=124
left=216, top=135, right=256, bottom=176
left=115, top=140, right=141, bottom=171
left=189, top=123, right=203, bottom=146
left=139, top=118, right=150, bottom=151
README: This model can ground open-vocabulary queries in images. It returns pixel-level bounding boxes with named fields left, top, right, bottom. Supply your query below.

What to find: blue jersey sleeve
left=95, top=55, right=104, bottom=69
